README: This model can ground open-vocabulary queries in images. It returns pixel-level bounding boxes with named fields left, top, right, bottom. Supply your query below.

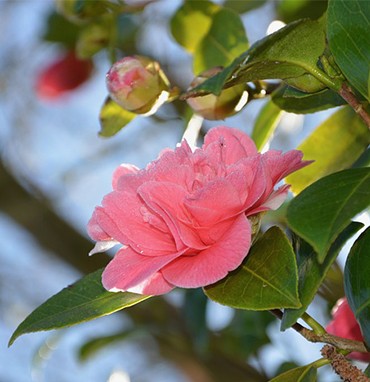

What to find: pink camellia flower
left=326, top=298, right=370, bottom=362
left=88, top=126, right=309, bottom=295
left=106, top=55, right=170, bottom=115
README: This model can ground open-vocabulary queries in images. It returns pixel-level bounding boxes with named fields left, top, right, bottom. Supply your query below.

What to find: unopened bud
left=106, top=56, right=170, bottom=115
left=186, top=67, right=248, bottom=120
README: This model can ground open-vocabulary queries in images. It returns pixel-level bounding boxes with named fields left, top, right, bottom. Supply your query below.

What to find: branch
left=270, top=310, right=368, bottom=353
left=321, top=345, right=370, bottom=382
left=339, top=83, right=370, bottom=129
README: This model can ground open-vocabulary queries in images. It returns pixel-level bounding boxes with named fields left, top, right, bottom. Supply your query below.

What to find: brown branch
left=339, top=83, right=370, bottom=129
left=321, top=345, right=370, bottom=382
left=270, top=310, right=368, bottom=353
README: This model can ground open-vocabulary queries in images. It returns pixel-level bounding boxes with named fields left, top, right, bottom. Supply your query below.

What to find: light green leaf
left=344, top=227, right=370, bottom=347
left=8, top=269, right=151, bottom=346
left=287, top=168, right=370, bottom=263
left=272, top=85, right=346, bottom=114
left=269, top=365, right=317, bottom=382
left=281, top=222, right=363, bottom=331
left=286, top=107, right=370, bottom=194
left=327, top=0, right=370, bottom=101
left=185, top=18, right=332, bottom=98
left=170, top=1, right=219, bottom=53
left=99, top=97, right=136, bottom=137
left=204, top=227, right=300, bottom=310
left=251, top=99, right=283, bottom=151
left=193, top=7, right=249, bottom=74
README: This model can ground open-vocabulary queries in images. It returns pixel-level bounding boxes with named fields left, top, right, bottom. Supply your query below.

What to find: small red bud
left=186, top=67, right=248, bottom=120
left=36, top=51, right=93, bottom=100
left=326, top=298, right=370, bottom=362
left=106, top=56, right=170, bottom=115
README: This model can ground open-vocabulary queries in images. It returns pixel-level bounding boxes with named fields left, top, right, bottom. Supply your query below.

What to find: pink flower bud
left=36, top=50, right=93, bottom=100
left=106, top=56, right=170, bottom=115
left=186, top=67, right=248, bottom=120
left=326, top=298, right=370, bottom=362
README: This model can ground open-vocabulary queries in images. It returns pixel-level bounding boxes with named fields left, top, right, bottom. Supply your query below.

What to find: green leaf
left=281, top=222, right=363, bottom=331
left=185, top=18, right=332, bottom=97
left=224, top=0, right=267, bottom=13
left=193, top=7, right=249, bottom=74
left=170, top=1, right=219, bottom=53
left=99, top=97, right=136, bottom=137
left=8, top=269, right=151, bottom=346
left=277, top=0, right=327, bottom=23
left=251, top=99, right=283, bottom=150
left=204, top=227, right=300, bottom=310
left=286, top=107, right=370, bottom=194
left=272, top=85, right=346, bottom=114
left=269, top=365, right=317, bottom=382
left=344, top=227, right=370, bottom=347
left=327, top=0, right=370, bottom=101
left=79, top=330, right=134, bottom=362
left=287, top=168, right=370, bottom=263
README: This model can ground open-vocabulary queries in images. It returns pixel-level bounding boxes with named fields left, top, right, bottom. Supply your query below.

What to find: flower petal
left=126, top=272, right=174, bottom=295
left=161, top=214, right=251, bottom=288
left=112, top=163, right=140, bottom=190
left=102, top=247, right=181, bottom=292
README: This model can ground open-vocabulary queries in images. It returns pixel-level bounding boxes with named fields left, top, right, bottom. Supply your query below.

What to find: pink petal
left=127, top=272, right=174, bottom=295
left=161, top=214, right=251, bottom=288
left=102, top=247, right=181, bottom=292
left=203, top=126, right=258, bottom=165
left=87, top=208, right=112, bottom=241
left=98, top=191, right=176, bottom=254
left=247, top=185, right=290, bottom=215
left=112, top=164, right=140, bottom=190
left=139, top=181, right=207, bottom=250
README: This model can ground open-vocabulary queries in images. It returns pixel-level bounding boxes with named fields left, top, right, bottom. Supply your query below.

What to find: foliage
left=9, top=0, right=370, bottom=381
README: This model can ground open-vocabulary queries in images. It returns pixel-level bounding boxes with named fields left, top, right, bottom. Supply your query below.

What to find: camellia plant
left=9, top=0, right=370, bottom=381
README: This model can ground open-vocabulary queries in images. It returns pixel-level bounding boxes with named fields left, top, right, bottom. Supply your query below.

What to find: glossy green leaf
left=8, top=269, right=151, bottom=346
left=286, top=107, right=370, bottom=194
left=79, top=330, right=134, bottom=361
left=287, top=168, right=370, bottom=263
left=327, top=0, right=370, bottom=101
left=281, top=222, right=363, bottom=331
left=251, top=99, right=283, bottom=150
left=344, top=227, right=370, bottom=347
left=170, top=1, right=219, bottom=53
left=204, top=227, right=300, bottom=310
left=269, top=365, right=317, bottom=382
left=193, top=7, right=249, bottom=74
left=99, top=97, right=136, bottom=137
left=185, top=18, right=330, bottom=98
left=272, top=85, right=345, bottom=114
left=277, top=0, right=327, bottom=23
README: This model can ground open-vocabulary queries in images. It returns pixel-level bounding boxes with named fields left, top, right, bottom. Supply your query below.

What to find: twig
left=339, top=83, right=370, bottom=129
left=321, top=345, right=370, bottom=382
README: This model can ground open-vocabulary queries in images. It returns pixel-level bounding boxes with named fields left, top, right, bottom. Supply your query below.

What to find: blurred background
left=0, top=0, right=357, bottom=381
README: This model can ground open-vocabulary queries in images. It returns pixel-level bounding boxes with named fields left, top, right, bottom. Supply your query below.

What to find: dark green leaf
left=344, top=227, right=370, bottom=347
left=204, top=227, right=300, bottom=310
left=170, top=1, right=219, bottom=53
left=251, top=99, right=283, bottom=150
left=281, top=222, right=363, bottom=331
left=272, top=85, right=345, bottom=114
left=287, top=168, right=370, bottom=263
left=185, top=18, right=331, bottom=98
left=79, top=330, right=134, bottom=361
left=193, top=7, right=249, bottom=74
left=286, top=107, right=370, bottom=194
left=277, top=0, right=327, bottom=23
left=8, top=269, right=151, bottom=346
left=224, top=0, right=267, bottom=13
left=99, top=97, right=136, bottom=137
left=269, top=365, right=317, bottom=382
left=327, top=0, right=370, bottom=101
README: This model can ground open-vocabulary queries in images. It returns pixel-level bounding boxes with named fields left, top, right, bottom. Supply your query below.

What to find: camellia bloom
left=36, top=51, right=93, bottom=100
left=106, top=55, right=170, bottom=115
left=186, top=67, right=249, bottom=120
left=326, top=298, right=370, bottom=362
left=88, top=126, right=309, bottom=295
